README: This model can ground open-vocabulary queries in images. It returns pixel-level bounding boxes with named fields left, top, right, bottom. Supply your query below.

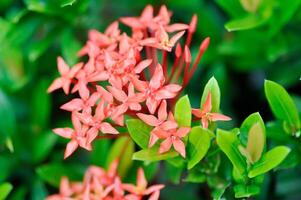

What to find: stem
left=96, top=133, right=129, bottom=139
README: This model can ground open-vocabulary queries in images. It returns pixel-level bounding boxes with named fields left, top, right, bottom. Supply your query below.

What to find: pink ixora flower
left=47, top=161, right=164, bottom=200
left=158, top=126, right=191, bottom=158
left=137, top=100, right=177, bottom=147
left=53, top=113, right=91, bottom=159
left=192, top=91, right=231, bottom=128
left=47, top=57, right=83, bottom=94
left=123, top=168, right=164, bottom=200
left=140, top=25, right=185, bottom=52
left=132, top=63, right=181, bottom=114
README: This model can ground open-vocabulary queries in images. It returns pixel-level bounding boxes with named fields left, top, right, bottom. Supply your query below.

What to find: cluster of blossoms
left=47, top=160, right=164, bottom=200
left=48, top=5, right=230, bottom=159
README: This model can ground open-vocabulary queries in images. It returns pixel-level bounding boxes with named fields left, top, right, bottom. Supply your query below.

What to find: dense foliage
left=1, top=0, right=301, bottom=199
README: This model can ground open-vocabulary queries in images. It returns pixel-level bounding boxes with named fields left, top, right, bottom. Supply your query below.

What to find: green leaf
left=32, top=131, right=57, bottom=163
left=36, top=163, right=85, bottom=187
left=126, top=119, right=152, bottom=149
left=0, top=183, right=13, bottom=200
left=0, top=89, right=16, bottom=144
left=225, top=14, right=268, bottom=32
left=216, top=129, right=247, bottom=175
left=201, top=77, right=220, bottom=113
left=248, top=146, right=291, bottom=178
left=61, top=0, right=77, bottom=7
left=175, top=95, right=191, bottom=127
left=264, top=80, right=300, bottom=132
left=106, top=137, right=134, bottom=177
left=240, top=112, right=265, bottom=146
left=234, top=184, right=261, bottom=198
left=133, top=146, right=178, bottom=162
left=187, top=127, right=211, bottom=169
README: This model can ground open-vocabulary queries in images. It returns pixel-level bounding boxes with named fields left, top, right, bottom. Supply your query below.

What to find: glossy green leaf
left=264, top=80, right=300, bottom=132
left=216, top=129, right=247, bottom=175
left=106, top=137, right=134, bottom=177
left=248, top=146, right=291, bottom=178
left=36, top=163, right=85, bottom=187
left=0, top=89, right=16, bottom=144
left=133, top=146, right=178, bottom=162
left=175, top=95, right=191, bottom=127
left=187, top=127, right=211, bottom=169
left=234, top=184, right=260, bottom=198
left=240, top=112, right=265, bottom=146
left=0, top=182, right=13, bottom=200
left=225, top=14, right=268, bottom=32
left=201, top=77, right=220, bottom=113
left=126, top=119, right=152, bottom=149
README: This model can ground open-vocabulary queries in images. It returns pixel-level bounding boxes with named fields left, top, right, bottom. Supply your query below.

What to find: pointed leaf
left=0, top=183, right=13, bottom=200
left=264, top=80, right=300, bottom=132
left=240, top=112, right=265, bottom=146
left=225, top=14, right=268, bottom=32
left=126, top=119, right=152, bottom=149
left=175, top=95, right=191, bottom=127
left=201, top=77, right=220, bottom=113
left=187, top=127, right=211, bottom=169
left=234, top=184, right=260, bottom=198
left=216, top=129, right=247, bottom=175
left=133, top=146, right=178, bottom=162
left=36, top=163, right=85, bottom=187
left=248, top=146, right=291, bottom=178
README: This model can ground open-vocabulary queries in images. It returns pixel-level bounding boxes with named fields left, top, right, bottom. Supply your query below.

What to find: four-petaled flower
left=158, top=126, right=191, bottom=158
left=47, top=57, right=83, bottom=94
left=192, top=91, right=231, bottom=128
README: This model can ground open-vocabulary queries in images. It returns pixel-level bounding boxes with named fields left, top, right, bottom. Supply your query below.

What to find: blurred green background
left=0, top=0, right=301, bottom=199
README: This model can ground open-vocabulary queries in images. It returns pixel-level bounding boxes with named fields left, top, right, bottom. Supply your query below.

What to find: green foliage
left=175, top=95, right=191, bottom=127
left=0, top=183, right=13, bottom=200
left=264, top=80, right=300, bottom=135
left=216, top=129, right=247, bottom=175
left=248, top=146, right=291, bottom=178
left=133, top=147, right=179, bottom=162
left=187, top=127, right=212, bottom=169
left=126, top=119, right=152, bottom=149
left=0, top=0, right=301, bottom=199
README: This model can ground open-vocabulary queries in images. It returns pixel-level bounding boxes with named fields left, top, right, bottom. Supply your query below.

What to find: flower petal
left=64, top=140, right=79, bottom=159
left=53, top=128, right=73, bottom=138
left=47, top=78, right=63, bottom=93
left=172, top=138, right=186, bottom=158
left=137, top=113, right=160, bottom=126
left=159, top=137, right=172, bottom=154
left=100, top=122, right=119, bottom=134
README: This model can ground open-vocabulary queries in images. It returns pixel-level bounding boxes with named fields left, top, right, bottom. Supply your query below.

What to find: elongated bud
left=175, top=43, right=182, bottom=58
left=189, top=14, right=197, bottom=33
left=184, top=45, right=191, bottom=63
left=200, top=37, right=210, bottom=52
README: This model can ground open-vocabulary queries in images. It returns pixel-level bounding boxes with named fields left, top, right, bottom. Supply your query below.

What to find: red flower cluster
left=47, top=161, right=164, bottom=200
left=48, top=5, right=211, bottom=158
